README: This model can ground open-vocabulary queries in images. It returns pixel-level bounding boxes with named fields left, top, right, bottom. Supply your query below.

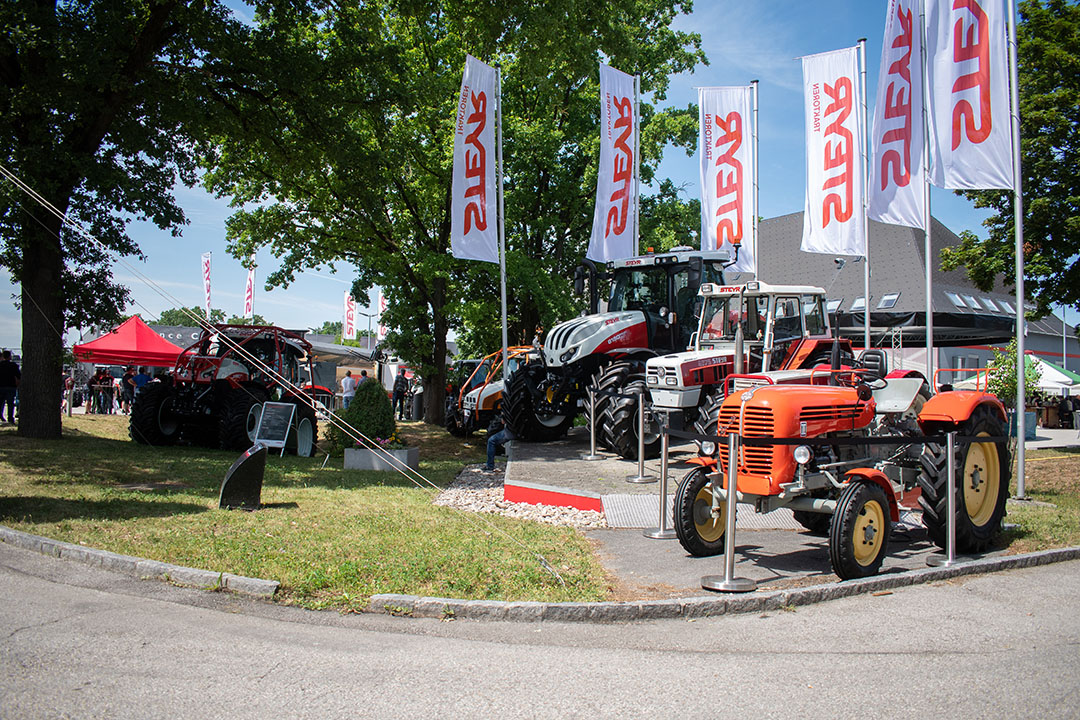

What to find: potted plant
left=327, top=378, right=419, bottom=471
left=985, top=338, right=1043, bottom=440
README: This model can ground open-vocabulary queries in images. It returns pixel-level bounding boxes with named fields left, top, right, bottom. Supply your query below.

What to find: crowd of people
left=72, top=365, right=153, bottom=415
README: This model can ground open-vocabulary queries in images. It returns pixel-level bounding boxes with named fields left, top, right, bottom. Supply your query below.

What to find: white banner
left=925, top=0, right=1012, bottom=189
left=869, top=0, right=925, bottom=228
left=377, top=292, right=387, bottom=341
left=801, top=47, right=865, bottom=257
left=343, top=292, right=356, bottom=340
left=243, top=257, right=255, bottom=319
left=698, top=86, right=755, bottom=273
left=451, top=55, right=499, bottom=264
left=200, top=252, right=212, bottom=319
left=587, top=64, right=637, bottom=263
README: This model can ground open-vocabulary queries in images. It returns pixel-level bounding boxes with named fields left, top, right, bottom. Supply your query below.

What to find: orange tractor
left=674, top=356, right=1011, bottom=580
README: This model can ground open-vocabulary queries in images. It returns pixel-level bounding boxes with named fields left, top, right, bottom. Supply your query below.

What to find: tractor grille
left=717, top=405, right=774, bottom=475
left=799, top=404, right=865, bottom=423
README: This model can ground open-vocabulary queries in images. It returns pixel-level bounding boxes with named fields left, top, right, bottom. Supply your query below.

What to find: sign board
left=254, top=401, right=296, bottom=449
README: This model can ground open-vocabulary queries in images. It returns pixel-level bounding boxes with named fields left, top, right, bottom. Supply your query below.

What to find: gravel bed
left=434, top=464, right=608, bottom=530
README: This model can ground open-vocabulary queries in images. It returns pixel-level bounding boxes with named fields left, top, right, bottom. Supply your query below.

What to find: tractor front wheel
left=503, top=364, right=574, bottom=442
left=829, top=480, right=891, bottom=580
left=129, top=383, right=181, bottom=446
left=674, top=467, right=728, bottom=557
left=219, top=386, right=268, bottom=451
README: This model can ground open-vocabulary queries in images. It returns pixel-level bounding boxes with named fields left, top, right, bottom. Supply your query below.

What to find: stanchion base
left=626, top=474, right=657, bottom=484
left=926, top=554, right=961, bottom=568
left=700, top=575, right=757, bottom=593
left=580, top=453, right=604, bottom=461
left=643, top=528, right=677, bottom=539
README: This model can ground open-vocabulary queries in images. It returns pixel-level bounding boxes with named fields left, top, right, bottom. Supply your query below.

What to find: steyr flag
left=870, top=0, right=925, bottom=229
left=698, top=86, right=755, bottom=273
left=243, top=257, right=256, bottom=319
left=451, top=55, right=499, bottom=264
left=587, top=64, right=637, bottom=263
left=343, top=293, right=357, bottom=340
left=201, top=252, right=212, bottom=319
left=925, top=0, right=1012, bottom=189
left=801, top=47, right=865, bottom=257
left=377, top=292, right=388, bottom=341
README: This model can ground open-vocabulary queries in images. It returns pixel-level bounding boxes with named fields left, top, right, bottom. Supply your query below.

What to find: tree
left=204, top=0, right=705, bottom=423
left=941, top=0, right=1080, bottom=318
left=0, top=1, right=246, bottom=437
left=156, top=307, right=226, bottom=325
left=226, top=313, right=269, bottom=326
left=986, top=338, right=1045, bottom=409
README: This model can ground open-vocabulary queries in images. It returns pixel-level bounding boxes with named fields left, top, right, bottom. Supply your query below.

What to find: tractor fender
left=918, top=392, right=1006, bottom=427
left=685, top=456, right=718, bottom=471
left=843, top=468, right=899, bottom=522
left=885, top=368, right=927, bottom=383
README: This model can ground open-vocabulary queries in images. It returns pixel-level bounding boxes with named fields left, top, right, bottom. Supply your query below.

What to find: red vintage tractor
left=129, top=324, right=318, bottom=456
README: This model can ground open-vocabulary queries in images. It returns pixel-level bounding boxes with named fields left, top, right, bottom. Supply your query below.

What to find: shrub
left=326, top=379, right=396, bottom=455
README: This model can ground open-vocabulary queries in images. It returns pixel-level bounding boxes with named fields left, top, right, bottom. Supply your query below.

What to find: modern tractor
left=502, top=247, right=733, bottom=457
left=445, top=346, right=538, bottom=436
left=673, top=355, right=1010, bottom=580
left=129, top=324, right=318, bottom=456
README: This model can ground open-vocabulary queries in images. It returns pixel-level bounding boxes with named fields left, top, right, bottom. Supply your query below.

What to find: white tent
left=952, top=354, right=1076, bottom=394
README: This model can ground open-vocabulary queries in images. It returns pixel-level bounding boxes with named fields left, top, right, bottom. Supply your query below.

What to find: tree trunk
left=18, top=212, right=66, bottom=439
left=424, top=306, right=448, bottom=426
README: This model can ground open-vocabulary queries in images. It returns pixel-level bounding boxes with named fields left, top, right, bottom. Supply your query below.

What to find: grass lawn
left=1005, top=447, right=1080, bottom=553
left=0, top=415, right=610, bottom=609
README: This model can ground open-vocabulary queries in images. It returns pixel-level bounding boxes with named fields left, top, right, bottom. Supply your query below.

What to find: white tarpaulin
left=869, top=0, right=925, bottom=229
left=925, top=0, right=1013, bottom=190
left=801, top=46, right=865, bottom=257
left=698, top=86, right=755, bottom=273
left=450, top=55, right=499, bottom=264
left=587, top=63, right=638, bottom=263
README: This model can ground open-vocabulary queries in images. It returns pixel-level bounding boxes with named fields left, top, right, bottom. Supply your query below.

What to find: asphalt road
left=2, top=542, right=1078, bottom=718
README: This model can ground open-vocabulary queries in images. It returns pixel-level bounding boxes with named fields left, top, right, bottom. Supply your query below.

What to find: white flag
left=200, top=252, right=212, bottom=320
left=925, top=0, right=1012, bottom=189
left=343, top=292, right=356, bottom=340
left=587, top=64, right=637, bottom=263
left=243, top=257, right=256, bottom=319
left=377, top=292, right=388, bottom=341
left=801, top=47, right=865, bottom=257
left=698, top=86, right=755, bottom=273
left=451, top=55, right=499, bottom=264
left=869, top=0, right=925, bottom=229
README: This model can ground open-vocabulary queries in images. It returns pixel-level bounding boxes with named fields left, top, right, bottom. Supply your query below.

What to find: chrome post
left=626, top=387, right=656, bottom=483
left=581, top=387, right=602, bottom=461
left=644, top=422, right=676, bottom=539
left=701, top=431, right=756, bottom=592
left=928, top=431, right=959, bottom=568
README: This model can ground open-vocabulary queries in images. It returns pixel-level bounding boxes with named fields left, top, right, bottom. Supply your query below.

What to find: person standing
left=0, top=350, right=20, bottom=424
left=121, top=366, right=136, bottom=414
left=133, top=367, right=151, bottom=396
left=340, top=370, right=357, bottom=409
left=392, top=368, right=409, bottom=420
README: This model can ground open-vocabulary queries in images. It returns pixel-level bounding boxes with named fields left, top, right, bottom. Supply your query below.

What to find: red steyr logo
left=463, top=91, right=488, bottom=234
left=822, top=77, right=854, bottom=228
left=950, top=0, right=992, bottom=149
left=880, top=3, right=914, bottom=189
left=713, top=111, right=744, bottom=246
left=605, top=96, right=634, bottom=238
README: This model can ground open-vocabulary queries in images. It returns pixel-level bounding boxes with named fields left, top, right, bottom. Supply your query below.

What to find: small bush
left=327, top=380, right=396, bottom=455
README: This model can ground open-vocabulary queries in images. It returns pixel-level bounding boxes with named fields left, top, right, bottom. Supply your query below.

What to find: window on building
left=980, top=297, right=1000, bottom=312
left=826, top=299, right=843, bottom=313
left=946, top=292, right=967, bottom=309
left=850, top=296, right=867, bottom=311
left=877, top=292, right=900, bottom=309
left=962, top=294, right=979, bottom=309
left=999, top=300, right=1015, bottom=313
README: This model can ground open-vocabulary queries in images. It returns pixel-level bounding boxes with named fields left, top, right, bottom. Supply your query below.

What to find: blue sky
left=2, top=0, right=1069, bottom=351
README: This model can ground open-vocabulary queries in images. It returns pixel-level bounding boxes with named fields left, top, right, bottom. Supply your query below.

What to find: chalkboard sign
left=255, top=402, right=296, bottom=449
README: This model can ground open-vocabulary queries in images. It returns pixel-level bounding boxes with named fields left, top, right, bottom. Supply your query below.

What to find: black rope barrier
left=664, top=427, right=1010, bottom=447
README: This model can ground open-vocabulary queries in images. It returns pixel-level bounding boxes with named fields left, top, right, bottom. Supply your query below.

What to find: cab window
left=772, top=296, right=803, bottom=342
left=803, top=295, right=826, bottom=336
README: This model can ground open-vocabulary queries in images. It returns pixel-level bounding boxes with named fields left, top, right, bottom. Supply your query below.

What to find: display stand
left=218, top=402, right=296, bottom=510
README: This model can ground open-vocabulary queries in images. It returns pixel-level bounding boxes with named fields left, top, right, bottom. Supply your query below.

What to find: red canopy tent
left=73, top=316, right=183, bottom=367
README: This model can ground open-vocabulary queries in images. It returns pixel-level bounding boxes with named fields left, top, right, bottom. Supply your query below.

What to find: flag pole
left=920, top=0, right=935, bottom=386
left=496, top=65, right=509, bottom=372
left=634, top=73, right=642, bottom=255
left=858, top=38, right=870, bottom=351
left=1006, top=0, right=1026, bottom=498
left=751, top=80, right=759, bottom=276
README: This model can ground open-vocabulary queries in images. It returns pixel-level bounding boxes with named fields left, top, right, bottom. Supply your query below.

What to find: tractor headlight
left=559, top=347, right=578, bottom=363
left=701, top=440, right=717, bottom=456
left=793, top=445, right=813, bottom=465
left=665, top=376, right=677, bottom=386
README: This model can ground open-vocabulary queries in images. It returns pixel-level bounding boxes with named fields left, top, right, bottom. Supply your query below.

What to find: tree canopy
left=942, top=0, right=1080, bottom=320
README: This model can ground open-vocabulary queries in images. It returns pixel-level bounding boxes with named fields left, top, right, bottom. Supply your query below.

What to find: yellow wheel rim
left=692, top=483, right=726, bottom=543
left=964, top=432, right=1000, bottom=527
left=852, top=498, right=885, bottom=566
left=545, top=386, right=555, bottom=404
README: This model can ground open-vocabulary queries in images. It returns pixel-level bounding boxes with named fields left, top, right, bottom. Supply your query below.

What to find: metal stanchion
left=928, top=431, right=959, bottom=567
left=643, top=424, right=676, bottom=539
left=702, top=432, right=756, bottom=592
left=581, top=387, right=603, bottom=461
left=626, top=387, right=656, bottom=483
left=65, top=388, right=73, bottom=417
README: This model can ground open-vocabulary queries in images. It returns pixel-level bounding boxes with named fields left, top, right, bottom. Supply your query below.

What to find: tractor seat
left=858, top=348, right=887, bottom=380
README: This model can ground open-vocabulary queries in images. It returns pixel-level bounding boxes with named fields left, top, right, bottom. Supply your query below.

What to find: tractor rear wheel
left=603, top=375, right=660, bottom=460
left=502, top=364, right=573, bottom=442
left=793, top=510, right=832, bottom=536
left=829, top=480, right=891, bottom=579
left=589, top=361, right=635, bottom=450
left=917, top=404, right=1010, bottom=553
left=218, top=386, right=268, bottom=451
left=674, top=467, right=728, bottom=557
left=129, top=383, right=181, bottom=446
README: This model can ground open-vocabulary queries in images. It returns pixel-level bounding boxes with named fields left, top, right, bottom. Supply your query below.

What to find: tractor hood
left=543, top=311, right=648, bottom=367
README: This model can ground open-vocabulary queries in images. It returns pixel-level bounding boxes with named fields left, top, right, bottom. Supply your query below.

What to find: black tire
left=502, top=364, right=574, bottom=442
left=602, top=375, right=660, bottom=460
left=829, top=480, right=891, bottom=580
left=288, top=403, right=317, bottom=457
left=793, top=510, right=832, bottom=536
left=917, top=404, right=1010, bottom=553
left=589, top=361, right=635, bottom=450
left=692, top=389, right=725, bottom=456
left=129, top=383, right=181, bottom=446
left=444, top=405, right=468, bottom=437
left=218, top=386, right=268, bottom=451
left=674, top=467, right=728, bottom=557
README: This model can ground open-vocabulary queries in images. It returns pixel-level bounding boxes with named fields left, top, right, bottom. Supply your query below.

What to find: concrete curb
left=0, top=525, right=279, bottom=598
left=367, top=546, right=1080, bottom=622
